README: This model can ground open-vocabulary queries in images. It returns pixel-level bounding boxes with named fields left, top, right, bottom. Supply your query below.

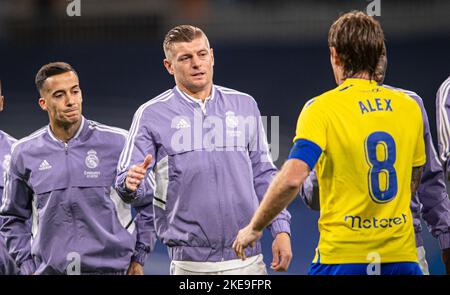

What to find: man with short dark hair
left=233, top=11, right=425, bottom=275
left=0, top=62, right=154, bottom=275
left=115, top=25, right=292, bottom=275
left=0, top=83, right=19, bottom=275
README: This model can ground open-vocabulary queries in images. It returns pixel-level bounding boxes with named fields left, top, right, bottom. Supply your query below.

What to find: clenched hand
left=125, top=154, right=152, bottom=192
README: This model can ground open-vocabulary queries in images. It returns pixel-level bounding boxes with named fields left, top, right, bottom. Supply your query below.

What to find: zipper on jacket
left=63, top=140, right=77, bottom=255
left=200, top=101, right=207, bottom=116
left=211, top=153, right=226, bottom=261
left=65, top=143, right=79, bottom=259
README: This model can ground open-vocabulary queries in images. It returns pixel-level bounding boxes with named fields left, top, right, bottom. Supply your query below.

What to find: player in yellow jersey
left=232, top=11, right=425, bottom=275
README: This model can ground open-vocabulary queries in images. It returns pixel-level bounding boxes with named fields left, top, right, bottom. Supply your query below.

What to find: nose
left=191, top=55, right=201, bottom=68
left=66, top=93, right=76, bottom=106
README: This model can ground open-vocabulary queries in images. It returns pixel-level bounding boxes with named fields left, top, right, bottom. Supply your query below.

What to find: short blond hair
left=163, top=25, right=210, bottom=59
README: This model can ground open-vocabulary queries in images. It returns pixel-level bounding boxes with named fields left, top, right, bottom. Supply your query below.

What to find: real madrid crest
left=225, top=111, right=239, bottom=129
left=85, top=149, right=99, bottom=169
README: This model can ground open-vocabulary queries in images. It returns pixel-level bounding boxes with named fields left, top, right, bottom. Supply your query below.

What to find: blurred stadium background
left=0, top=0, right=449, bottom=274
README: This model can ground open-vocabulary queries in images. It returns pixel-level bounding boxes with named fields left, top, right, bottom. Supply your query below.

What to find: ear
left=163, top=59, right=174, bottom=76
left=330, top=47, right=341, bottom=67
left=210, top=48, right=214, bottom=67
left=38, top=97, right=47, bottom=111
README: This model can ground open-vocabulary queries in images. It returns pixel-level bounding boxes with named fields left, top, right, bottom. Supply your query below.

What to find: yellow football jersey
left=294, top=78, right=426, bottom=264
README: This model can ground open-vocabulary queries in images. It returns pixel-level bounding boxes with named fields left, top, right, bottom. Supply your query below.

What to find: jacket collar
left=174, top=85, right=216, bottom=105
left=46, top=116, right=88, bottom=143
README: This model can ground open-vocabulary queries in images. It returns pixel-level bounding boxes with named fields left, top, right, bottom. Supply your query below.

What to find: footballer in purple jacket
left=115, top=25, right=292, bottom=274
left=0, top=91, right=19, bottom=275
left=436, top=75, right=450, bottom=274
left=0, top=62, right=155, bottom=275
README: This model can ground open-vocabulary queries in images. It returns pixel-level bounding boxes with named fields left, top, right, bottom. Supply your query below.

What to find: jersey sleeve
left=115, top=107, right=156, bottom=205
left=436, top=77, right=450, bottom=171
left=0, top=148, right=36, bottom=275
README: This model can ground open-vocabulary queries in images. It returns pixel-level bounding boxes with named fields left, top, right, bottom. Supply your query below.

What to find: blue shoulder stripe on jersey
left=288, top=139, right=322, bottom=170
